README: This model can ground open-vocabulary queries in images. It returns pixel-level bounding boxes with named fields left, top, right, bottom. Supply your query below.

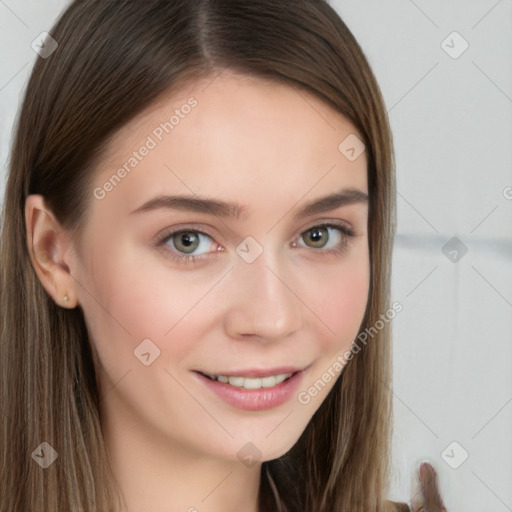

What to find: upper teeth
left=205, top=373, right=292, bottom=389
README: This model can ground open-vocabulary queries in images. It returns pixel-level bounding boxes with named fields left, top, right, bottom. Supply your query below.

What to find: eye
left=294, top=222, right=355, bottom=254
left=156, top=222, right=355, bottom=265
left=161, top=229, right=218, bottom=263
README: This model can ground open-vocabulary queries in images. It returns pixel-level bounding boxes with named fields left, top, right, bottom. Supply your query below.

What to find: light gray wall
left=1, top=1, right=511, bottom=510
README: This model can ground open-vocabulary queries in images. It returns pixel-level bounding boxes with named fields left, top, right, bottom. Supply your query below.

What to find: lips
left=193, top=367, right=307, bottom=410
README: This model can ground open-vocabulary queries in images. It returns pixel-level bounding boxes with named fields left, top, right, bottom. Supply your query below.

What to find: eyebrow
left=129, top=188, right=368, bottom=220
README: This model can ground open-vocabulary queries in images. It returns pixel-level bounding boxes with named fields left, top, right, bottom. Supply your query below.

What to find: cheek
left=306, top=253, right=370, bottom=351
left=81, top=251, right=220, bottom=370
left=73, top=242, right=173, bottom=369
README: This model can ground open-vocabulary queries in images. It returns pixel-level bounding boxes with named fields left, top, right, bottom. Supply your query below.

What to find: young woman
left=0, top=1, right=447, bottom=510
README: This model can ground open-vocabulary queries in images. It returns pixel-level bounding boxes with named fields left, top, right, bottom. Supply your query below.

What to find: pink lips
left=193, top=368, right=305, bottom=411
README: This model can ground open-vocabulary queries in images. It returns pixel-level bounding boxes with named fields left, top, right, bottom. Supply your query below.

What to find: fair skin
left=25, top=71, right=369, bottom=512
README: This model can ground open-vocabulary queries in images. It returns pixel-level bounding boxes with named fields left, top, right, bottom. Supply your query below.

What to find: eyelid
left=300, top=218, right=354, bottom=235
left=151, top=223, right=220, bottom=246
left=153, top=219, right=355, bottom=245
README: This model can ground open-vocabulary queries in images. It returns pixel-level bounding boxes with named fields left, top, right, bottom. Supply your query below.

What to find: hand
left=410, top=462, right=447, bottom=512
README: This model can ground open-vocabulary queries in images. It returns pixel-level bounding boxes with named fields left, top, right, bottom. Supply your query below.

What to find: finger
left=418, top=462, right=447, bottom=512
left=410, top=462, right=427, bottom=512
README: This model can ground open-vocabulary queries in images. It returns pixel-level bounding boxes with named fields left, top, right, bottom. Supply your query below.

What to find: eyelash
left=155, top=222, right=356, bottom=265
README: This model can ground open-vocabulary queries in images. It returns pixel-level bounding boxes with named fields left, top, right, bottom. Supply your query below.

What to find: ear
left=24, top=194, right=78, bottom=308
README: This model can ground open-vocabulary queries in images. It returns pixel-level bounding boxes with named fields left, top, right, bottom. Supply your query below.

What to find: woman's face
left=72, top=71, right=369, bottom=464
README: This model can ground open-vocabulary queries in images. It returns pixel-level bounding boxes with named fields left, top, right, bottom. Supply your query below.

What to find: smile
left=193, top=368, right=307, bottom=411
left=200, top=372, right=294, bottom=389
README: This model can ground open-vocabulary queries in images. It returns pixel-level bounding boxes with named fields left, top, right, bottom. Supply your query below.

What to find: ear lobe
left=24, top=194, right=77, bottom=308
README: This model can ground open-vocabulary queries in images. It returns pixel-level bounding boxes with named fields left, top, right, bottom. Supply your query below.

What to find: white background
left=1, top=1, right=511, bottom=510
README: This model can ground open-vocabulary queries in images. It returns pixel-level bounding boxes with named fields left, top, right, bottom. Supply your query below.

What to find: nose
left=223, top=248, right=303, bottom=343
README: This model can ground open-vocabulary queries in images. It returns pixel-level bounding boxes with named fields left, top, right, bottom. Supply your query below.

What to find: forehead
left=89, top=70, right=368, bottom=221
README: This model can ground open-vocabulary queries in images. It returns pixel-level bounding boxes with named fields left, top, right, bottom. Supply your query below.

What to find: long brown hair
left=0, top=1, right=398, bottom=510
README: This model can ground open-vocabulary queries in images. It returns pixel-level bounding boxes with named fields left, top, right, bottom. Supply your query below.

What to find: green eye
left=303, top=226, right=330, bottom=249
left=171, top=231, right=203, bottom=254
left=298, top=224, right=354, bottom=253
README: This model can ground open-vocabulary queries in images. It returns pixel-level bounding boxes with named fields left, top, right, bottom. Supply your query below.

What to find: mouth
left=192, top=366, right=307, bottom=411
left=196, top=370, right=299, bottom=390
